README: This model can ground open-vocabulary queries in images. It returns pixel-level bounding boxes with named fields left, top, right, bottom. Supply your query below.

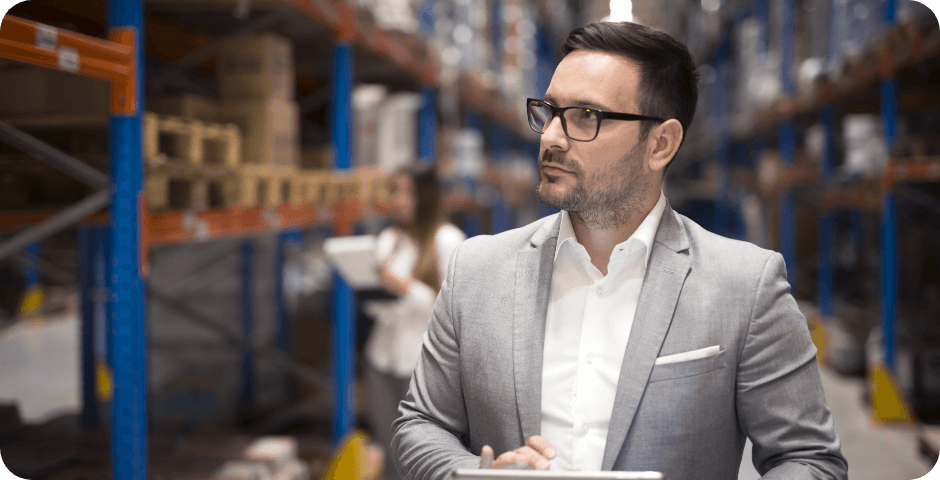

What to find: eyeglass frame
left=526, top=98, right=666, bottom=142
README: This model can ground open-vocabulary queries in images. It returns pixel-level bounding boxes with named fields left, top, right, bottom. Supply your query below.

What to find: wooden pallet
left=145, top=163, right=237, bottom=212
left=144, top=112, right=241, bottom=168
left=235, top=165, right=300, bottom=208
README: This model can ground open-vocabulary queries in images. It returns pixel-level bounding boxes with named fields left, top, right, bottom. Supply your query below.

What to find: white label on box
left=58, top=46, right=79, bottom=72
left=35, top=24, right=57, bottom=50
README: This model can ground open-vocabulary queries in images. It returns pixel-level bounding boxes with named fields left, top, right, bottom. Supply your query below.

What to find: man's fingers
left=494, top=447, right=550, bottom=470
left=526, top=436, right=556, bottom=460
left=479, top=445, right=495, bottom=469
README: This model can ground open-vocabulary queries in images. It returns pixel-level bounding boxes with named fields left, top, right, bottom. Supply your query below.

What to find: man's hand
left=479, top=436, right=556, bottom=470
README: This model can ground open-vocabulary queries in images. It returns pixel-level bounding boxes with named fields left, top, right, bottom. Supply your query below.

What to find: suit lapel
left=601, top=204, right=692, bottom=470
left=513, top=214, right=560, bottom=444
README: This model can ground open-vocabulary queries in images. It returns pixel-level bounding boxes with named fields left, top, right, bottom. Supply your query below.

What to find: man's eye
left=581, top=109, right=597, bottom=119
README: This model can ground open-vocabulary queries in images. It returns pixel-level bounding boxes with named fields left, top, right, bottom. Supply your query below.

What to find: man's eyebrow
left=544, top=95, right=611, bottom=110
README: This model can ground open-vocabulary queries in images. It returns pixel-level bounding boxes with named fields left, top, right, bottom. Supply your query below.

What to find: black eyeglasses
left=526, top=98, right=665, bottom=142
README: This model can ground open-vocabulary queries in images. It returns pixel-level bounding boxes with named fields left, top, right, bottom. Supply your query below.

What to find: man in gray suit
left=391, top=21, right=847, bottom=480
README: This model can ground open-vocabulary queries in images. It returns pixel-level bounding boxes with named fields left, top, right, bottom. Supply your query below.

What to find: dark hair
left=562, top=22, right=700, bottom=168
left=395, top=163, right=444, bottom=290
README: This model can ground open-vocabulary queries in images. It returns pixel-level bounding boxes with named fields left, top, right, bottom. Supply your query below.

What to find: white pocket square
left=655, top=345, right=720, bottom=365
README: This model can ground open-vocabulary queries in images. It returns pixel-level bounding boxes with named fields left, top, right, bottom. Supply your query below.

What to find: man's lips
left=541, top=164, right=573, bottom=175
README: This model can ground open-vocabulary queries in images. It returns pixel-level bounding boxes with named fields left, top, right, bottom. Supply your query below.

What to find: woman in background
left=364, top=164, right=466, bottom=480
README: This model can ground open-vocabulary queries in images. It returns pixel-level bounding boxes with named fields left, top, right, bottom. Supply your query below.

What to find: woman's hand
left=378, top=263, right=415, bottom=297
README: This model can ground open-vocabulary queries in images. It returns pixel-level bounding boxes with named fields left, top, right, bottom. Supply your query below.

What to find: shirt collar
left=554, top=190, right=667, bottom=268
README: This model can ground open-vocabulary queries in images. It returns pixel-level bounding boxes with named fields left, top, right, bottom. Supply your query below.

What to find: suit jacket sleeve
left=737, top=252, right=848, bottom=479
left=391, top=242, right=480, bottom=480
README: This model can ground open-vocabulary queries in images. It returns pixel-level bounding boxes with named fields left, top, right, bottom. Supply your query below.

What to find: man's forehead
left=546, top=52, right=640, bottom=111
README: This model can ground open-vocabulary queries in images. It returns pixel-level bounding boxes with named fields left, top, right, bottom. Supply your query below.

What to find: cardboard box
left=300, top=145, right=333, bottom=170
left=148, top=94, right=219, bottom=122
left=218, top=98, right=299, bottom=167
left=217, top=34, right=295, bottom=100
left=0, top=68, right=109, bottom=115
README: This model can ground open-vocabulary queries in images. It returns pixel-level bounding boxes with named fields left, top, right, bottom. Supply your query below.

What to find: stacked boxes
left=0, top=68, right=109, bottom=116
left=215, top=34, right=300, bottom=168
left=148, top=94, right=220, bottom=122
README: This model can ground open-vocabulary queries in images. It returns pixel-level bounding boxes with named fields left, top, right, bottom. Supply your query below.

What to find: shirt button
left=586, top=353, right=594, bottom=365
left=595, top=286, right=603, bottom=295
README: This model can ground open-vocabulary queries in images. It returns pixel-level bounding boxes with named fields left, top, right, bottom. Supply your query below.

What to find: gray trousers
left=364, top=361, right=412, bottom=480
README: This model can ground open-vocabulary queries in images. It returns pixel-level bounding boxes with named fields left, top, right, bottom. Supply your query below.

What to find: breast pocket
left=648, top=349, right=727, bottom=383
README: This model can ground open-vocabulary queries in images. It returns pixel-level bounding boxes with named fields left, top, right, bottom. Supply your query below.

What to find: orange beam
left=0, top=210, right=108, bottom=231
left=0, top=16, right=136, bottom=113
left=885, top=159, right=940, bottom=187
left=0, top=16, right=132, bottom=69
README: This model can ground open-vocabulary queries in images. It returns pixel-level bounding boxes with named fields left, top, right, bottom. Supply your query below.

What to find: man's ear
left=646, top=119, right=684, bottom=173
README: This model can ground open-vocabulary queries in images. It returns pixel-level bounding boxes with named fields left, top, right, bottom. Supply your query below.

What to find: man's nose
left=541, top=114, right=569, bottom=150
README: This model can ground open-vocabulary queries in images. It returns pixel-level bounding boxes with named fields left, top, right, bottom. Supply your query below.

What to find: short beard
left=537, top=141, right=651, bottom=230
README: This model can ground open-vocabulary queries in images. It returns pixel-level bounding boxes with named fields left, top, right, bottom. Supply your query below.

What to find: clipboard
left=322, top=235, right=381, bottom=289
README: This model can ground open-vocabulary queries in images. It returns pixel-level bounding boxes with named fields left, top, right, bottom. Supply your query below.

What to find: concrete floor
left=2, top=317, right=938, bottom=479
left=0, top=313, right=79, bottom=423
left=738, top=366, right=936, bottom=480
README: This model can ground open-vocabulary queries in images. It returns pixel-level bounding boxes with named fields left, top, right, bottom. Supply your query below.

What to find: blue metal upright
left=24, top=243, right=39, bottom=289
left=491, top=125, right=511, bottom=234
left=713, top=37, right=732, bottom=237
left=880, top=0, right=899, bottom=371
left=331, top=41, right=356, bottom=445
left=79, top=227, right=98, bottom=431
left=240, top=240, right=255, bottom=412
left=418, top=88, right=437, bottom=164
left=462, top=111, right=485, bottom=237
left=107, top=0, right=145, bottom=477
left=777, top=0, right=797, bottom=291
left=778, top=122, right=796, bottom=289
left=417, top=0, right=436, bottom=166
left=818, top=107, right=835, bottom=320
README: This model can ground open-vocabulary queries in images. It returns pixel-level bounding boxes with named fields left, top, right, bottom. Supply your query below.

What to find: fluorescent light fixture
left=608, top=0, right=633, bottom=22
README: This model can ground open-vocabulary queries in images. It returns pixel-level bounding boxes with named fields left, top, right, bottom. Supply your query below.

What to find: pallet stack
left=143, top=33, right=392, bottom=213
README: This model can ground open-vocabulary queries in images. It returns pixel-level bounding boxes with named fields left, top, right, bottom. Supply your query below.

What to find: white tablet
left=453, top=470, right=663, bottom=480
left=323, top=235, right=381, bottom=289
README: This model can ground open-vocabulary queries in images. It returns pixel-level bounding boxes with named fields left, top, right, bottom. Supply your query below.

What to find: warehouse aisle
left=739, top=366, right=935, bottom=480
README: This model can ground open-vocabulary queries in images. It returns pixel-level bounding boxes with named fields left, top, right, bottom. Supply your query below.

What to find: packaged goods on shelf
left=842, top=114, right=888, bottom=177
left=451, top=128, right=485, bottom=191
left=734, top=17, right=781, bottom=115
left=148, top=94, right=220, bottom=122
left=0, top=68, right=109, bottom=115
left=218, top=98, right=300, bottom=167
left=431, top=0, right=494, bottom=82
left=376, top=92, right=421, bottom=172
left=498, top=0, right=538, bottom=108
left=353, top=85, right=387, bottom=168
left=216, top=34, right=295, bottom=101
left=827, top=0, right=889, bottom=78
left=370, top=0, right=419, bottom=33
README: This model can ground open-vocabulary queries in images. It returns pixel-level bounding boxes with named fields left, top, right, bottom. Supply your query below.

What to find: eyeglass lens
left=528, top=102, right=598, bottom=141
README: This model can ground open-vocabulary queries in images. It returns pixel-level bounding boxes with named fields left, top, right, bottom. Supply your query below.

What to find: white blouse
left=364, top=223, right=466, bottom=377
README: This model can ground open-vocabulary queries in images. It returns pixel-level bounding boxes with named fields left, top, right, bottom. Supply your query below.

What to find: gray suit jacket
left=391, top=203, right=847, bottom=480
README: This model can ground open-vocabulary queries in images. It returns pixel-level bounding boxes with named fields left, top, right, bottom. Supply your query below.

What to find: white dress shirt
left=365, top=223, right=466, bottom=377
left=541, top=191, right=667, bottom=471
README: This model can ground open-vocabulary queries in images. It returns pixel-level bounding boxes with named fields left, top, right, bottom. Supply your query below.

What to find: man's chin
left=537, top=186, right=571, bottom=211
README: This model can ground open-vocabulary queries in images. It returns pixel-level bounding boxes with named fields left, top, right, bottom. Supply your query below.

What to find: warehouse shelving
left=684, top=0, right=940, bottom=425
left=0, top=5, right=146, bottom=479
left=0, top=0, right=554, bottom=477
